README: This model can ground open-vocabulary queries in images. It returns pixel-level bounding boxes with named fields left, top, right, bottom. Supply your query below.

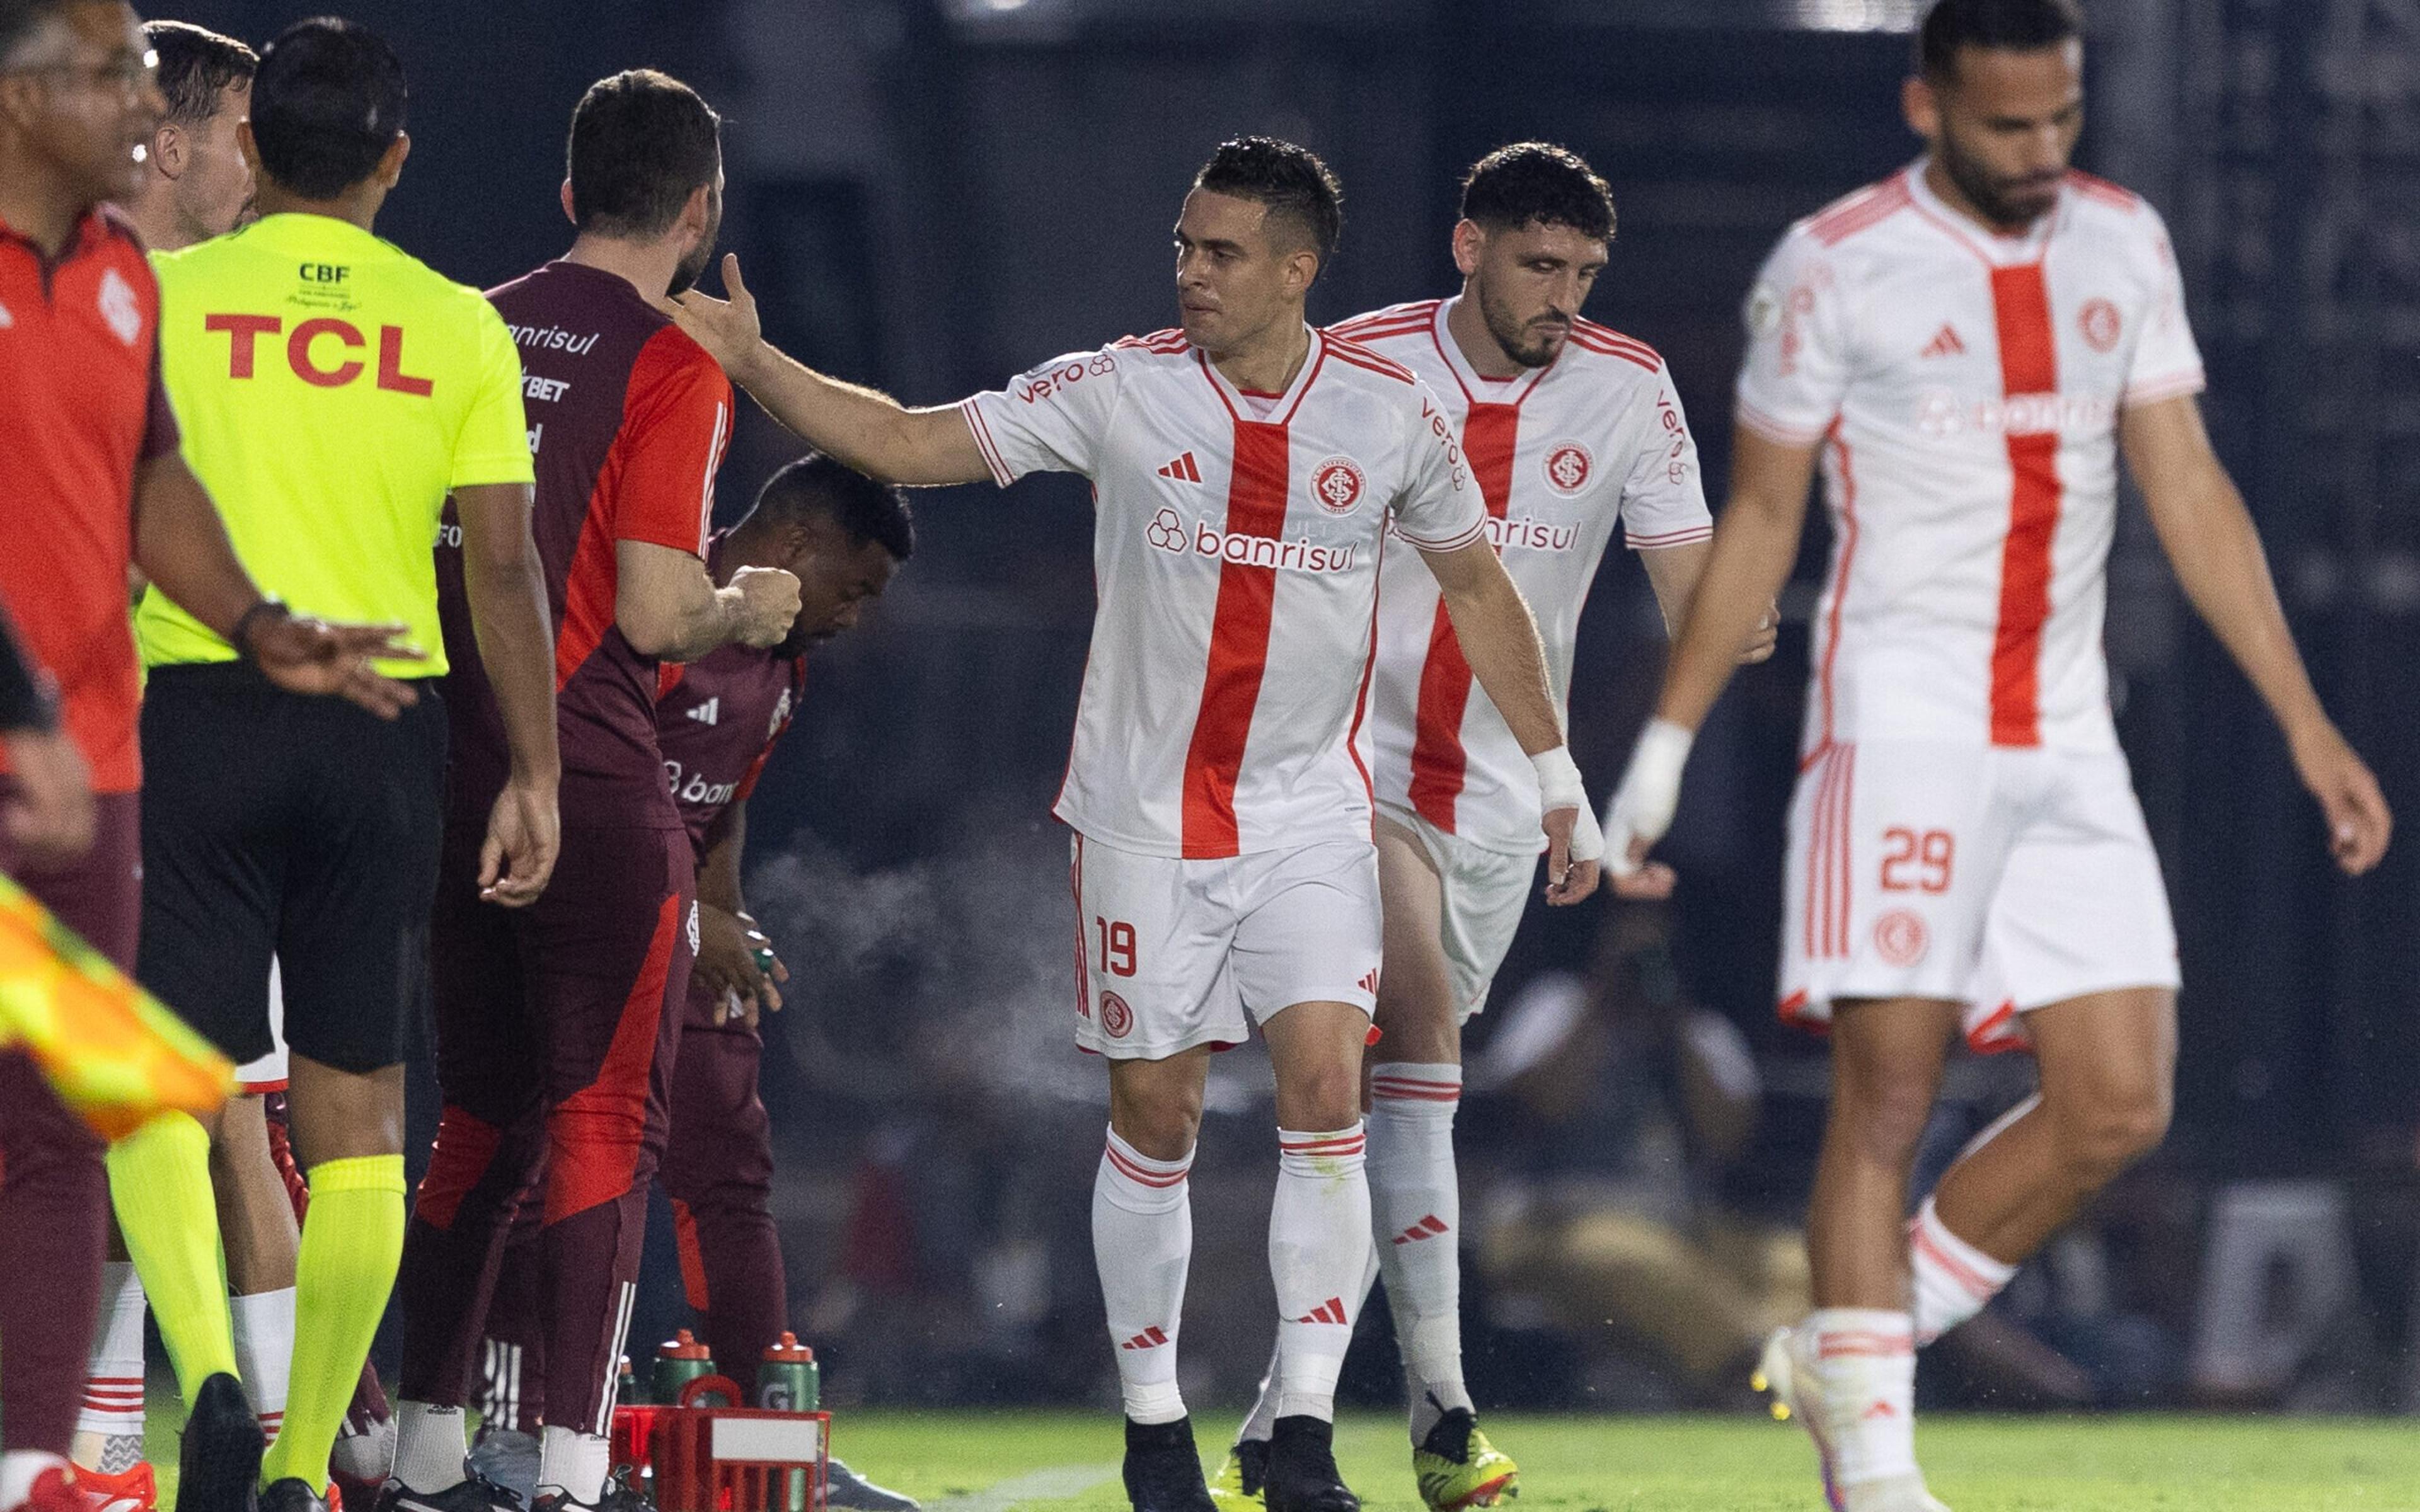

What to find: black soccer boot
left=175, top=1373, right=265, bottom=1512
left=1121, top=1416, right=1218, bottom=1512
left=374, top=1470, right=529, bottom=1512
left=256, top=1481, right=328, bottom=1512
left=1262, top=1416, right=1359, bottom=1512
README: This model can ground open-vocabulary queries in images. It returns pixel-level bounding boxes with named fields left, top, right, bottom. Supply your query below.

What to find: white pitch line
left=921, top=1461, right=1119, bottom=1512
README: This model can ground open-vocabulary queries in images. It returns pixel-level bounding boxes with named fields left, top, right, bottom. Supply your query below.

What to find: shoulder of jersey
left=2063, top=168, right=2146, bottom=219
left=640, top=317, right=729, bottom=384
left=1563, top=316, right=1663, bottom=375
left=1326, top=299, right=1442, bottom=351
left=1108, top=326, right=1194, bottom=365
left=1790, top=169, right=1920, bottom=251
left=1322, top=328, right=1417, bottom=388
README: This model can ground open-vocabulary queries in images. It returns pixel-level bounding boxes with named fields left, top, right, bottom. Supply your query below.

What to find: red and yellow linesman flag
left=0, top=872, right=232, bottom=1139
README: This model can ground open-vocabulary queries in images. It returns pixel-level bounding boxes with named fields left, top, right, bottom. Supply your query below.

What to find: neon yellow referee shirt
left=140, top=213, right=533, bottom=677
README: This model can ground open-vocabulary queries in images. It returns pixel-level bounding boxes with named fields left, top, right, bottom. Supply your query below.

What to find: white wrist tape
left=1531, top=745, right=1603, bottom=864
left=1601, top=718, right=1695, bottom=876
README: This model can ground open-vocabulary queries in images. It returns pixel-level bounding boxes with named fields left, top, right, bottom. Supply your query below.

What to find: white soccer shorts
left=1780, top=740, right=2179, bottom=1051
left=1069, top=832, right=1382, bottom=1060
left=1380, top=803, right=1536, bottom=1025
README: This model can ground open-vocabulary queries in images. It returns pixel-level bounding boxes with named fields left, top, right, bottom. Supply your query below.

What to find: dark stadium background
left=158, top=0, right=2420, bottom=1412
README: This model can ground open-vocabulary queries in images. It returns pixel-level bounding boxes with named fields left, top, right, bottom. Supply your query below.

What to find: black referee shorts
left=137, top=662, right=447, bottom=1074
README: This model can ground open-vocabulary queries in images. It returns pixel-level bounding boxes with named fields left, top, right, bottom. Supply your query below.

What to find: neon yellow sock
left=106, top=1111, right=238, bottom=1402
left=260, top=1155, right=405, bottom=1491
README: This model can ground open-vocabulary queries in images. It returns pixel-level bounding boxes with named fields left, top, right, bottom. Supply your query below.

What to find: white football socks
left=390, top=1401, right=470, bottom=1494
left=1806, top=1308, right=1918, bottom=1488
left=230, top=1287, right=296, bottom=1441
left=76, top=1261, right=147, bottom=1467
left=1269, top=1125, right=1371, bottom=1423
left=1093, top=1128, right=1194, bottom=1426
left=1909, top=1196, right=2016, bottom=1346
left=535, top=1427, right=611, bottom=1505
left=1368, top=1063, right=1472, bottom=1439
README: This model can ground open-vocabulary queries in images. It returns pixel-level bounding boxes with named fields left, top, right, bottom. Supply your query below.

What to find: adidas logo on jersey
left=1920, top=324, right=1966, bottom=358
left=686, top=697, right=720, bottom=726
left=1156, top=451, right=1202, bottom=483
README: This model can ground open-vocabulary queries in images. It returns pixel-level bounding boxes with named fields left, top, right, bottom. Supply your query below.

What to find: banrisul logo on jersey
left=1146, top=507, right=1359, bottom=573
left=1309, top=455, right=1366, bottom=515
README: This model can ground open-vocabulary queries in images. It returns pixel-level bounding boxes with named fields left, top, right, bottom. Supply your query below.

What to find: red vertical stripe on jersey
left=1405, top=403, right=1519, bottom=830
left=1179, top=420, right=1292, bottom=859
left=1988, top=265, right=2061, bottom=747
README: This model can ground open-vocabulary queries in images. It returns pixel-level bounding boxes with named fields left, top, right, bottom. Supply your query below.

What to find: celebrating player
left=390, top=68, right=800, bottom=1512
left=667, top=135, right=1601, bottom=1512
left=1215, top=141, right=1775, bottom=1512
left=1598, top=2, right=2392, bottom=1508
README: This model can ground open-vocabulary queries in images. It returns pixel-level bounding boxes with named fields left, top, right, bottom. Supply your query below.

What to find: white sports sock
left=1092, top=1128, right=1194, bottom=1426
left=77, top=1261, right=147, bottom=1446
left=0, top=1452, right=69, bottom=1512
left=1236, top=1247, right=1378, bottom=1448
left=391, top=1401, right=470, bottom=1494
left=1909, top=1196, right=2017, bottom=1346
left=1269, top=1125, right=1371, bottom=1423
left=536, top=1426, right=612, bottom=1505
left=1805, top=1308, right=1918, bottom=1488
left=1368, top=1063, right=1471, bottom=1439
left=230, top=1287, right=296, bottom=1439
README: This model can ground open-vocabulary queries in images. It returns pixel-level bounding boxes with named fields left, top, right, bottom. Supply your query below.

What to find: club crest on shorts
left=1099, top=991, right=1134, bottom=1040
left=1310, top=456, right=1365, bottom=516
left=2078, top=297, right=2122, bottom=353
left=1874, top=908, right=1929, bottom=967
left=1543, top=442, right=1593, bottom=495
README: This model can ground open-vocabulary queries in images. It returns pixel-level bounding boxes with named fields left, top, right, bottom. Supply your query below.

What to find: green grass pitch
left=151, top=1407, right=2420, bottom=1511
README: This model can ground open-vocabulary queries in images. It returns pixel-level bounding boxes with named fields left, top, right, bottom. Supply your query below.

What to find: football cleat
left=463, top=1431, right=539, bottom=1509
left=79, top=1461, right=158, bottom=1512
left=1260, top=1418, right=1356, bottom=1512
left=256, top=1481, right=327, bottom=1512
left=1412, top=1410, right=1518, bottom=1510
left=372, top=1472, right=526, bottom=1512
left=175, top=1374, right=264, bottom=1512
left=22, top=1467, right=89, bottom=1512
left=529, top=1471, right=645, bottom=1512
left=1119, top=1418, right=1216, bottom=1512
left=1206, top=1439, right=1267, bottom=1511
left=822, top=1460, right=919, bottom=1512
left=1753, top=1328, right=1949, bottom=1512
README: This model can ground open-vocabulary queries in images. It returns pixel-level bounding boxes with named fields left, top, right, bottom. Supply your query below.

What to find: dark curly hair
left=1459, top=142, right=1616, bottom=242
left=1193, top=135, right=1344, bottom=263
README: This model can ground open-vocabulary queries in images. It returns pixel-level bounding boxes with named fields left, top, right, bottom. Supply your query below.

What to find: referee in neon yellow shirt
left=107, top=20, right=562, bottom=1512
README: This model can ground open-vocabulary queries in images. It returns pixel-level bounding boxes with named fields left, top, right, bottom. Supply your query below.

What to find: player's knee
left=1833, top=1074, right=1937, bottom=1169
left=2054, top=1082, right=2170, bottom=1186
left=1277, top=1058, right=1363, bottom=1132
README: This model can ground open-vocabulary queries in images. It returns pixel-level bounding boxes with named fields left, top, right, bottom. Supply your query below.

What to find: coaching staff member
left=0, top=5, right=420, bottom=1511
left=104, top=18, right=562, bottom=1512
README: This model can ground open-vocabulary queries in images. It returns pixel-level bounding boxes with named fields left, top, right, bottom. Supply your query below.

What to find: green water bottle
left=651, top=1329, right=715, bottom=1404
left=756, top=1332, right=819, bottom=1412
left=618, top=1353, right=641, bottom=1406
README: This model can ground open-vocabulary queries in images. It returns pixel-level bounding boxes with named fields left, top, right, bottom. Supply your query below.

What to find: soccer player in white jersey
left=1599, top=3, right=2392, bottom=1508
left=668, top=137, right=1603, bottom=1512
left=1213, top=143, right=1775, bottom=1512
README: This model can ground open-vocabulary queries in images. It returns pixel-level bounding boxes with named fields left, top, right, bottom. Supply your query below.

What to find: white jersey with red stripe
left=1335, top=297, right=1711, bottom=855
left=1736, top=159, right=2205, bottom=759
left=961, top=324, right=1485, bottom=859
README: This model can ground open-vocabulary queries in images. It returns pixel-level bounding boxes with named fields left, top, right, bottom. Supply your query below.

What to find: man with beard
left=115, top=19, right=249, bottom=251
left=1598, top=1, right=2392, bottom=1507
left=388, top=67, right=800, bottom=1512
left=1214, top=141, right=1775, bottom=1512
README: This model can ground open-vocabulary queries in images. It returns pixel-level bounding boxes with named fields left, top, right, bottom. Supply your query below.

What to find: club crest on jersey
left=97, top=268, right=141, bottom=347
left=1099, top=992, right=1134, bottom=1040
left=1310, top=455, right=1366, bottom=515
left=1543, top=443, right=1593, bottom=495
left=2078, top=298, right=2122, bottom=353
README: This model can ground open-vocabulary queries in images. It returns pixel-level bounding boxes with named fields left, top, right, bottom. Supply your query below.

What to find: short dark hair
left=755, top=453, right=915, bottom=563
left=1193, top=135, right=1344, bottom=263
left=568, top=69, right=722, bottom=240
left=146, top=21, right=256, bottom=132
left=1918, top=0, right=2083, bottom=81
left=250, top=17, right=405, bottom=199
left=1460, top=142, right=1616, bottom=242
left=0, top=0, right=74, bottom=68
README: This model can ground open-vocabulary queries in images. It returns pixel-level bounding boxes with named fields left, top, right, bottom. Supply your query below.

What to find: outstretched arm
left=2122, top=394, right=2390, bottom=874
left=1600, top=422, right=1823, bottom=874
left=669, top=255, right=991, bottom=486
left=1417, top=537, right=1601, bottom=905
